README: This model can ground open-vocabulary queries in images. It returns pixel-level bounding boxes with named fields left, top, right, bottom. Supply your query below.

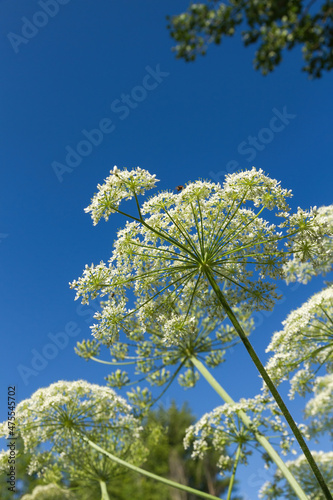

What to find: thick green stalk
left=81, top=434, right=223, bottom=500
left=227, top=443, right=241, bottom=500
left=99, top=480, right=110, bottom=500
left=204, top=269, right=333, bottom=500
left=190, top=356, right=308, bottom=500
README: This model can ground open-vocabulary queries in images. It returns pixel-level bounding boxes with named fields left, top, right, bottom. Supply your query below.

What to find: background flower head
left=265, top=285, right=333, bottom=398
left=0, top=381, right=146, bottom=491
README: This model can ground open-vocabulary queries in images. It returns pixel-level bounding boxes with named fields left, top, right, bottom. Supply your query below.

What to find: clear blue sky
left=1, top=1, right=332, bottom=497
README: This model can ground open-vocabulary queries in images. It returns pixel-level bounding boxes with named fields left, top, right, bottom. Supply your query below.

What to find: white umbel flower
left=0, top=380, right=146, bottom=489
left=305, top=373, right=333, bottom=440
left=72, top=166, right=321, bottom=350
left=265, top=285, right=333, bottom=397
left=84, top=166, right=158, bottom=225
left=283, top=204, right=333, bottom=284
left=259, top=451, right=333, bottom=499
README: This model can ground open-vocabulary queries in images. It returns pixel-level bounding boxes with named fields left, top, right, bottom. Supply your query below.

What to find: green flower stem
left=99, top=480, right=110, bottom=500
left=204, top=269, right=333, bottom=500
left=90, top=356, right=136, bottom=365
left=190, top=356, right=309, bottom=500
left=81, top=433, right=222, bottom=500
left=227, top=443, right=241, bottom=500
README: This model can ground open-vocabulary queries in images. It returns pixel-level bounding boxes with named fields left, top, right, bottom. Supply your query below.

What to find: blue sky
left=1, top=1, right=332, bottom=497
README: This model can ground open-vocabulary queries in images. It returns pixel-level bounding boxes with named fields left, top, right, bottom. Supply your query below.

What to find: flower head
left=72, top=167, right=320, bottom=352
left=305, top=373, right=333, bottom=440
left=260, top=451, right=333, bottom=499
left=20, top=484, right=77, bottom=500
left=265, top=285, right=333, bottom=397
left=283, top=204, right=333, bottom=284
left=84, top=166, right=158, bottom=225
left=184, top=395, right=294, bottom=471
left=0, top=381, right=146, bottom=488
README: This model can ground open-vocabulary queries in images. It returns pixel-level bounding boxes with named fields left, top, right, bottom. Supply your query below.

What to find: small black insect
left=175, top=185, right=184, bottom=192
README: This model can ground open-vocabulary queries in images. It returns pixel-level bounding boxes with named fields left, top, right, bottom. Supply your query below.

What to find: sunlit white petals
left=69, top=262, right=117, bottom=304
left=20, top=484, right=77, bottom=500
left=265, top=285, right=333, bottom=397
left=184, top=395, right=292, bottom=471
left=90, top=295, right=133, bottom=343
left=259, top=451, right=333, bottom=499
left=72, top=167, right=326, bottom=386
left=141, top=191, right=177, bottom=214
left=161, top=313, right=198, bottom=346
left=305, top=373, right=333, bottom=440
left=223, top=167, right=292, bottom=211
left=85, top=166, right=159, bottom=225
left=0, top=380, right=144, bottom=485
left=283, top=204, right=333, bottom=283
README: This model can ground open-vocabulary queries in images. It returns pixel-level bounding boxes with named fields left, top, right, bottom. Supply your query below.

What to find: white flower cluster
left=0, top=449, right=11, bottom=473
left=305, top=373, right=333, bottom=440
left=283, top=204, right=333, bottom=284
left=72, top=167, right=323, bottom=352
left=70, top=262, right=118, bottom=304
left=0, top=381, right=145, bottom=486
left=84, top=166, right=158, bottom=225
left=265, top=285, right=333, bottom=397
left=259, top=451, right=333, bottom=499
left=184, top=395, right=293, bottom=472
left=161, top=312, right=198, bottom=346
left=20, top=484, right=77, bottom=500
left=223, top=167, right=292, bottom=212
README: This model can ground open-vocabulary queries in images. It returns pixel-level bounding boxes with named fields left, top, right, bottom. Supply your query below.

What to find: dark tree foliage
left=105, top=401, right=242, bottom=500
left=167, top=0, right=333, bottom=78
